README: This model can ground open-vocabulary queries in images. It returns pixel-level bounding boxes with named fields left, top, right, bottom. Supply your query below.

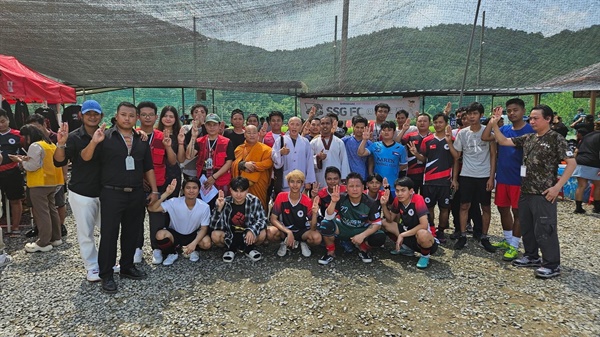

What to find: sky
left=90, top=0, right=600, bottom=51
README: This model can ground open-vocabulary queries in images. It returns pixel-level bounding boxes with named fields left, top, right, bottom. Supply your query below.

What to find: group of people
left=1, top=96, right=594, bottom=293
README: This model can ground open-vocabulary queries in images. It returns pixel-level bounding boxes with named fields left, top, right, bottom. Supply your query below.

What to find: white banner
left=299, top=98, right=421, bottom=121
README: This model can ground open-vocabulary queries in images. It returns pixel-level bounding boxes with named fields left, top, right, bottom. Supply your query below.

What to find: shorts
left=167, top=227, right=199, bottom=247
left=290, top=227, right=309, bottom=241
left=332, top=218, right=369, bottom=240
left=54, top=185, right=66, bottom=207
left=494, top=183, right=521, bottom=209
left=459, top=176, right=491, bottom=206
left=572, top=165, right=600, bottom=181
left=421, top=185, right=451, bottom=209
left=403, top=235, right=439, bottom=255
left=0, top=168, right=25, bottom=200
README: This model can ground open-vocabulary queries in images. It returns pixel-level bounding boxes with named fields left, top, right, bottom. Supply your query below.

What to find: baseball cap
left=205, top=113, right=220, bottom=124
left=81, top=100, right=102, bottom=114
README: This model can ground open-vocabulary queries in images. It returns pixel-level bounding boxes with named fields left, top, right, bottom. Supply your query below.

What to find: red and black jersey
left=317, top=185, right=347, bottom=216
left=0, top=129, right=23, bottom=173
left=401, top=131, right=430, bottom=177
left=364, top=189, right=385, bottom=203
left=272, top=192, right=313, bottom=231
left=420, top=134, right=453, bottom=186
left=389, top=193, right=435, bottom=236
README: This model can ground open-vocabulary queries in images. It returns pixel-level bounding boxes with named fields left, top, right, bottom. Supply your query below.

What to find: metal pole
left=334, top=15, right=338, bottom=84
left=476, top=11, right=485, bottom=102
left=211, top=89, right=215, bottom=114
left=193, top=16, right=197, bottom=78
left=132, top=88, right=136, bottom=105
left=294, top=89, right=298, bottom=117
left=181, top=88, right=185, bottom=115
left=458, top=0, right=482, bottom=107
left=339, top=0, right=349, bottom=92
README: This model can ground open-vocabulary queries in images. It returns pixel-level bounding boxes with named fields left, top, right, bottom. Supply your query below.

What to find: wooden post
left=533, top=93, right=540, bottom=106
left=590, top=90, right=596, bottom=117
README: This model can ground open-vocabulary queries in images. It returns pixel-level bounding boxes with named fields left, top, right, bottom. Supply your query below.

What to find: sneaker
left=393, top=244, right=415, bottom=257
left=573, top=208, right=586, bottom=214
left=86, top=269, right=101, bottom=282
left=133, top=248, right=143, bottom=264
left=318, top=254, right=334, bottom=265
left=449, top=231, right=461, bottom=240
left=300, top=242, right=311, bottom=257
left=189, top=251, right=200, bottom=262
left=512, top=256, right=542, bottom=268
left=454, top=236, right=467, bottom=250
left=340, top=240, right=355, bottom=253
left=358, top=250, right=372, bottom=263
left=416, top=255, right=430, bottom=269
left=162, top=253, right=178, bottom=266
left=503, top=246, right=519, bottom=261
left=24, top=242, right=53, bottom=253
left=277, top=241, right=288, bottom=257
left=535, top=266, right=561, bottom=279
left=0, top=253, right=13, bottom=268
left=480, top=238, right=497, bottom=253
left=436, top=230, right=447, bottom=244
left=61, top=224, right=68, bottom=237
left=492, top=239, right=511, bottom=250
left=50, top=239, right=63, bottom=247
left=151, top=249, right=163, bottom=265
left=25, top=227, right=38, bottom=238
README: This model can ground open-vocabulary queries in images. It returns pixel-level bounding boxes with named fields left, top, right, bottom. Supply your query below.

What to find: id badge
left=125, top=155, right=135, bottom=171
left=205, top=157, right=213, bottom=170
left=520, top=165, right=527, bottom=177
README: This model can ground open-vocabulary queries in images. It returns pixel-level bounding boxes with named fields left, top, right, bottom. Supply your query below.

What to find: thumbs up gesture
left=280, top=144, right=290, bottom=156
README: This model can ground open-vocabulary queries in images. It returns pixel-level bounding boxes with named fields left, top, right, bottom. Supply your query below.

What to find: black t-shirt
left=62, top=105, right=83, bottom=132
left=576, top=131, right=600, bottom=168
left=229, top=202, right=247, bottom=233
left=223, top=129, right=246, bottom=150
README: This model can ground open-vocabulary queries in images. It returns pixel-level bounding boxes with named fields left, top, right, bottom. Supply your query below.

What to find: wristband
left=57, top=144, right=67, bottom=149
left=211, top=175, right=217, bottom=180
left=152, top=192, right=160, bottom=195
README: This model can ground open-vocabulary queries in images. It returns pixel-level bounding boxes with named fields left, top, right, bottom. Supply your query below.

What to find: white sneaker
left=162, top=253, right=178, bottom=266
left=133, top=248, right=143, bottom=263
left=189, top=251, right=200, bottom=262
left=86, top=269, right=101, bottom=282
left=24, top=242, right=53, bottom=253
left=277, top=241, right=287, bottom=257
left=50, top=239, right=63, bottom=247
left=300, top=241, right=311, bottom=257
left=0, top=253, right=13, bottom=268
left=151, top=249, right=163, bottom=265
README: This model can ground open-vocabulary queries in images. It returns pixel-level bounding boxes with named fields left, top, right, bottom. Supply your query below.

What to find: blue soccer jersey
left=496, top=124, right=534, bottom=186
left=366, top=141, right=408, bottom=191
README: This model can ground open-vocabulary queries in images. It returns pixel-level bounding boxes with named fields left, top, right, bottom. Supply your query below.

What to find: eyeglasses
left=140, top=114, right=156, bottom=118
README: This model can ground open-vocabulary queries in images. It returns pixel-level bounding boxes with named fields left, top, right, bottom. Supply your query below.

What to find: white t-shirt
left=453, top=126, right=491, bottom=178
left=161, top=197, right=211, bottom=235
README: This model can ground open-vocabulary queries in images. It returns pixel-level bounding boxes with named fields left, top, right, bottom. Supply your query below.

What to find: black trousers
left=99, top=188, right=145, bottom=279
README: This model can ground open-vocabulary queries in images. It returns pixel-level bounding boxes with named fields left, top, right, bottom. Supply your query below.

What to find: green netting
left=1, top=0, right=599, bottom=94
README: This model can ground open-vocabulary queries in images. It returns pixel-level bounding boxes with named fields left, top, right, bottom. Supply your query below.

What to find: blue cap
left=81, top=100, right=102, bottom=114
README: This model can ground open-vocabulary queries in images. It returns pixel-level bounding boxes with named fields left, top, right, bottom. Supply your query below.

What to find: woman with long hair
left=12, top=125, right=64, bottom=252
left=157, top=105, right=182, bottom=197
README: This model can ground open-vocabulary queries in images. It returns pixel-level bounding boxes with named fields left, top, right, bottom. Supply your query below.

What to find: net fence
left=1, top=0, right=599, bottom=95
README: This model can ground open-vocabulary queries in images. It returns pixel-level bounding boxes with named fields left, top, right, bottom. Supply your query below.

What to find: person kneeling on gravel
left=317, top=172, right=386, bottom=265
left=267, top=170, right=322, bottom=257
left=147, top=178, right=211, bottom=266
left=381, top=177, right=438, bottom=269
left=210, top=177, right=267, bottom=262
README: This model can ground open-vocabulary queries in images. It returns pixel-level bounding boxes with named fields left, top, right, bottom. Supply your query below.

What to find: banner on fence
left=299, top=98, right=421, bottom=121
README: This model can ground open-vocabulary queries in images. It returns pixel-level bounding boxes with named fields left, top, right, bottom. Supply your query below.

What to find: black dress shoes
left=101, top=277, right=117, bottom=294
left=119, top=266, right=147, bottom=280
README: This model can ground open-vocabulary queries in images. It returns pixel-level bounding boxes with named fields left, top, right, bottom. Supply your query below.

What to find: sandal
left=222, top=250, right=235, bottom=263
left=245, top=249, right=262, bottom=262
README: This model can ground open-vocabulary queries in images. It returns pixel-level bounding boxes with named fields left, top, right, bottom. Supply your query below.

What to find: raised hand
left=57, top=122, right=69, bottom=146
left=191, top=120, right=199, bottom=138
left=308, top=106, right=316, bottom=119
left=259, top=122, right=268, bottom=140
left=445, top=125, right=453, bottom=141
left=493, top=105, right=503, bottom=117
left=443, top=102, right=452, bottom=114
left=330, top=184, right=340, bottom=203
left=407, top=141, right=418, bottom=155
left=280, top=144, right=290, bottom=156
left=162, top=129, right=172, bottom=147
left=380, top=188, right=390, bottom=205
left=362, top=127, right=372, bottom=141
left=92, top=123, right=106, bottom=143
left=311, top=182, right=320, bottom=196
left=312, top=195, right=320, bottom=213
left=489, top=114, right=501, bottom=126
left=216, top=190, right=225, bottom=210
left=177, top=127, right=186, bottom=145
left=165, top=178, right=177, bottom=196
left=402, top=118, right=411, bottom=131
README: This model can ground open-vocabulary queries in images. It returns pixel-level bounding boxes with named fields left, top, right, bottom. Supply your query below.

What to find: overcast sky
left=92, top=0, right=600, bottom=51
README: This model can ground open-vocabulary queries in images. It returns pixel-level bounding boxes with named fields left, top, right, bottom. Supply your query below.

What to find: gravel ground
left=1, top=198, right=599, bottom=336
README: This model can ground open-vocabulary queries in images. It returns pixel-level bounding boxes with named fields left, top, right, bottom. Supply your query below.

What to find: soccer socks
left=510, top=236, right=520, bottom=249
left=503, top=230, right=513, bottom=242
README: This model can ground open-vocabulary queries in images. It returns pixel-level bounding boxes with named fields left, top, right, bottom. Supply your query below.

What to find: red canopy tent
left=0, top=54, right=76, bottom=104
